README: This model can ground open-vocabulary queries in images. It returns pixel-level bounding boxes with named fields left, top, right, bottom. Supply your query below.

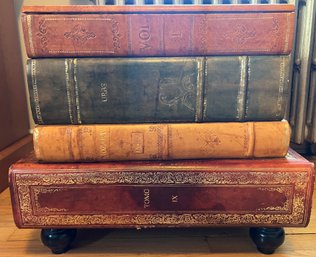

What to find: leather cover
left=21, top=5, right=295, bottom=57
left=9, top=149, right=314, bottom=228
left=33, top=121, right=290, bottom=162
left=27, top=56, right=290, bottom=124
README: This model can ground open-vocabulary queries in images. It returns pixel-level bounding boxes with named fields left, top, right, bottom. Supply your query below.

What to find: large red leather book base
left=9, top=149, right=314, bottom=254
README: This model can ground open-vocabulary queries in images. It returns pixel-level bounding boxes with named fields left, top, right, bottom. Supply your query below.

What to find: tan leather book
left=9, top=149, right=314, bottom=228
left=33, top=121, right=290, bottom=162
left=21, top=5, right=295, bottom=57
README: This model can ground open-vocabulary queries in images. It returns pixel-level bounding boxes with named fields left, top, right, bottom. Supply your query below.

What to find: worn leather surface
left=21, top=5, right=294, bottom=57
left=27, top=56, right=290, bottom=124
left=9, top=149, right=314, bottom=228
left=32, top=121, right=290, bottom=162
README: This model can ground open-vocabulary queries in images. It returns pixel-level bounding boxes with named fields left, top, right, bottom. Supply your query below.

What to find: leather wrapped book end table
left=13, top=4, right=313, bottom=255
left=9, top=150, right=314, bottom=254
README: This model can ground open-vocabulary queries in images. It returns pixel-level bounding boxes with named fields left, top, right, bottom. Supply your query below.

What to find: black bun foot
left=41, top=229, right=77, bottom=254
left=249, top=227, right=285, bottom=254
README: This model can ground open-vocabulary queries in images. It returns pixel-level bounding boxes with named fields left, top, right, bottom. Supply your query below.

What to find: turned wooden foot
left=41, top=229, right=77, bottom=254
left=249, top=227, right=285, bottom=254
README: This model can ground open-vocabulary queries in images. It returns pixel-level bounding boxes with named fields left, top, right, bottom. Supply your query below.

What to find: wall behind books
left=0, top=0, right=30, bottom=149
left=13, top=0, right=95, bottom=131
left=0, top=0, right=34, bottom=193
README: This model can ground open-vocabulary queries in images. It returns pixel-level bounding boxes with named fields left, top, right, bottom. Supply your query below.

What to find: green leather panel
left=27, top=56, right=289, bottom=124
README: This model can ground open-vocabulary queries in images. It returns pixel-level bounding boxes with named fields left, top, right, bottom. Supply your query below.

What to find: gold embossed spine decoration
left=21, top=6, right=295, bottom=58
left=33, top=121, right=290, bottom=162
left=8, top=149, right=315, bottom=228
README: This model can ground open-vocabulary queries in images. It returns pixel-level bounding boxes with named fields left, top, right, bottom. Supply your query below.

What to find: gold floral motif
left=270, top=17, right=281, bottom=51
left=37, top=207, right=68, bottom=213
left=36, top=19, right=48, bottom=52
left=20, top=210, right=307, bottom=228
left=227, top=24, right=257, bottom=46
left=198, top=16, right=208, bottom=54
left=15, top=169, right=310, bottom=187
left=110, top=18, right=121, bottom=51
left=158, top=73, right=196, bottom=111
left=64, top=24, right=96, bottom=45
left=201, top=132, right=221, bottom=153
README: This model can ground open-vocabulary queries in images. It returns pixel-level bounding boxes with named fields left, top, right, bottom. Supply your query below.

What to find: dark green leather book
left=27, top=56, right=290, bottom=124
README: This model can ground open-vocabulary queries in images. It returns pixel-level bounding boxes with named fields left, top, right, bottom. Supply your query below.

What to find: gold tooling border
left=13, top=169, right=311, bottom=227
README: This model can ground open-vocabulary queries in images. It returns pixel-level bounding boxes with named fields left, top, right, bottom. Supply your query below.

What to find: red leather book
left=10, top=149, right=314, bottom=228
left=21, top=5, right=295, bottom=57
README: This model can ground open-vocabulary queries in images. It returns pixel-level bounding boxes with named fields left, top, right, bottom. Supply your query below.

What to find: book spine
left=10, top=184, right=309, bottom=227
left=9, top=158, right=314, bottom=228
left=33, top=121, right=290, bottom=162
left=21, top=11, right=294, bottom=57
left=27, top=56, right=290, bottom=125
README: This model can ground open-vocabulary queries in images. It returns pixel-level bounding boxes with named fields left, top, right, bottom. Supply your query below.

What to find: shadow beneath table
left=70, top=227, right=259, bottom=254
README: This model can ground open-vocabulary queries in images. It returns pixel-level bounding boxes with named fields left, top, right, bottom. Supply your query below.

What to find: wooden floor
left=0, top=175, right=315, bottom=257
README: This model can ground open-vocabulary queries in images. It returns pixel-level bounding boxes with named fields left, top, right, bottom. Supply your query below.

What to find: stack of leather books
left=9, top=3, right=314, bottom=254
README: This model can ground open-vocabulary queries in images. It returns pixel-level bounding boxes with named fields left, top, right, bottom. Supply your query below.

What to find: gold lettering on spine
left=237, top=57, right=247, bottom=120
left=99, top=129, right=109, bottom=159
left=100, top=83, right=108, bottom=102
left=195, top=58, right=205, bottom=122
left=73, top=59, right=82, bottom=124
left=171, top=195, right=178, bottom=203
left=143, top=188, right=150, bottom=209
left=31, top=60, right=43, bottom=124
left=139, top=25, right=151, bottom=52
left=65, top=59, right=74, bottom=124
left=277, top=57, right=286, bottom=117
left=26, top=15, right=35, bottom=56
